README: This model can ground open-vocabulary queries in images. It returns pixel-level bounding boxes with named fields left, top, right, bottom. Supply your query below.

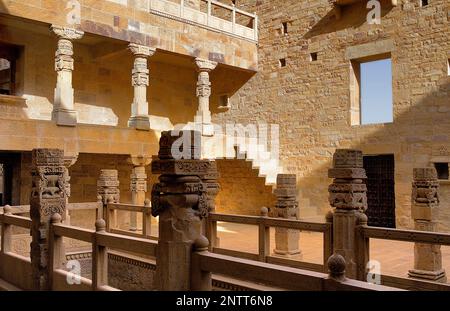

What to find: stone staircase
left=201, top=133, right=284, bottom=187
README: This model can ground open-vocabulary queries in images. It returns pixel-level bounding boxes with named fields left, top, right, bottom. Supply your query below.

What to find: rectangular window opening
left=279, top=58, right=287, bottom=68
left=282, top=22, right=288, bottom=35
left=435, top=163, right=449, bottom=180
left=420, top=0, right=429, bottom=7
left=310, top=52, right=318, bottom=62
left=350, top=57, right=393, bottom=126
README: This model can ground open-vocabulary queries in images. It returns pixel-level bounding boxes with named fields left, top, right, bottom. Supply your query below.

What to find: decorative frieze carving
left=273, top=174, right=300, bottom=256
left=152, top=130, right=213, bottom=290
left=194, top=58, right=218, bottom=137
left=30, top=148, right=67, bottom=290
left=128, top=44, right=156, bottom=131
left=50, top=25, right=84, bottom=127
left=409, top=168, right=446, bottom=282
left=328, top=149, right=368, bottom=279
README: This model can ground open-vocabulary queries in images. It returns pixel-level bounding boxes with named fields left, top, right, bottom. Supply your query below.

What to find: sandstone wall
left=215, top=159, right=276, bottom=216
left=213, top=0, right=450, bottom=230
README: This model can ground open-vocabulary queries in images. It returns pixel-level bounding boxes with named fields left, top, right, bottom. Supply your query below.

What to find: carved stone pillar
left=128, top=44, right=156, bottom=131
left=97, top=170, right=120, bottom=222
left=194, top=58, right=218, bottom=137
left=30, top=149, right=67, bottom=290
left=151, top=130, right=212, bottom=291
left=274, top=174, right=301, bottom=256
left=408, top=168, right=446, bottom=282
left=63, top=155, right=78, bottom=225
left=50, top=25, right=84, bottom=127
left=202, top=161, right=220, bottom=248
left=128, top=156, right=152, bottom=231
left=328, top=149, right=367, bottom=279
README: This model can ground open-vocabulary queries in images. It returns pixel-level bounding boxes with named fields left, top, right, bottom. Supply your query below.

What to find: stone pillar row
left=49, top=25, right=218, bottom=133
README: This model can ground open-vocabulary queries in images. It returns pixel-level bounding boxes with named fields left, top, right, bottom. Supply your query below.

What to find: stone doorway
left=363, top=154, right=396, bottom=228
left=0, top=152, right=22, bottom=206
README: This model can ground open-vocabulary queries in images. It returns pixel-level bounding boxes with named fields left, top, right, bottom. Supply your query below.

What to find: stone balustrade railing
left=207, top=210, right=333, bottom=273
left=150, top=0, right=258, bottom=41
left=105, top=200, right=154, bottom=240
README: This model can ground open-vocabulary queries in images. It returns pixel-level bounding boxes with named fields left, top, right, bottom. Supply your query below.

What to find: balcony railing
left=149, top=0, right=258, bottom=42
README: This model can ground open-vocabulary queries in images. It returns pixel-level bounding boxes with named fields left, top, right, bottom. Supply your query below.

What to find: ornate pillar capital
left=128, top=155, right=152, bottom=167
left=128, top=43, right=156, bottom=58
left=195, top=58, right=218, bottom=72
left=50, top=25, right=84, bottom=40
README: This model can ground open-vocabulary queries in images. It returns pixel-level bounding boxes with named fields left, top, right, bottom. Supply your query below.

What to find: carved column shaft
left=328, top=149, right=368, bottom=279
left=30, top=149, right=67, bottom=290
left=274, top=174, right=300, bottom=256
left=152, top=130, right=211, bottom=291
left=195, top=58, right=217, bottom=137
left=97, top=169, right=120, bottom=223
left=51, top=25, right=84, bottom=126
left=129, top=156, right=151, bottom=231
left=128, top=44, right=156, bottom=131
left=408, top=168, right=446, bottom=282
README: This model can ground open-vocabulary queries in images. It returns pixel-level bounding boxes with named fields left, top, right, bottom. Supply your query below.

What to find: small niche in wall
left=310, top=52, right=318, bottom=62
left=279, top=58, right=287, bottom=68
left=218, top=94, right=231, bottom=110
left=420, top=0, right=429, bottom=7
left=434, top=163, right=449, bottom=181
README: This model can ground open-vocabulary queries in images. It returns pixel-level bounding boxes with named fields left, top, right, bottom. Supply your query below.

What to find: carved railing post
left=152, top=130, right=212, bottom=291
left=63, top=154, right=78, bottom=225
left=50, top=25, right=84, bottom=126
left=97, top=169, right=120, bottom=227
left=273, top=174, right=301, bottom=257
left=202, top=161, right=220, bottom=250
left=328, top=149, right=368, bottom=280
left=128, top=156, right=152, bottom=231
left=30, top=149, right=67, bottom=290
left=408, top=168, right=446, bottom=282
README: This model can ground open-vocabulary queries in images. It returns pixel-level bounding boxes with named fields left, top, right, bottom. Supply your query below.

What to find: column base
left=408, top=269, right=447, bottom=283
left=128, top=116, right=151, bottom=131
left=52, top=108, right=77, bottom=127
left=273, top=249, right=302, bottom=257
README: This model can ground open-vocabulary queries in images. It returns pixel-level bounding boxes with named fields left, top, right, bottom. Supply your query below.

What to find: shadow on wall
left=304, top=0, right=395, bottom=39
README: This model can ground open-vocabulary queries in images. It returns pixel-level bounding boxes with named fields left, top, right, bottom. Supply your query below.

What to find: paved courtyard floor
left=215, top=222, right=450, bottom=283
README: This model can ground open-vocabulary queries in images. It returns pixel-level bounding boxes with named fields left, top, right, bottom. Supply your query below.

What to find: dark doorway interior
left=363, top=154, right=396, bottom=228
left=0, top=152, right=22, bottom=206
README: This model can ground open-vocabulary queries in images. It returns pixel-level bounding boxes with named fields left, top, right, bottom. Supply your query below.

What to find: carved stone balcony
left=149, top=0, right=258, bottom=42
